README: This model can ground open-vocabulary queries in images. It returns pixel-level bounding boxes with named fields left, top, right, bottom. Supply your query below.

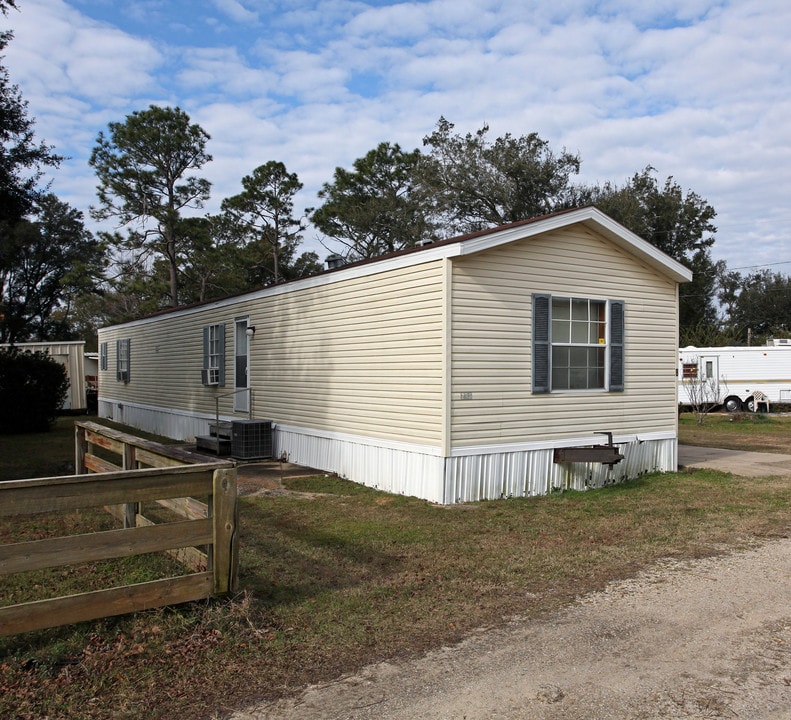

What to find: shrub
left=0, top=348, right=69, bottom=433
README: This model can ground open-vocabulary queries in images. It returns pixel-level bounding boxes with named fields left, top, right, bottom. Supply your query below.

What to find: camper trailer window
left=682, top=362, right=698, bottom=379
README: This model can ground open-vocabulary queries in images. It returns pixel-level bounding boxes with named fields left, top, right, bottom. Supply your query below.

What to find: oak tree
left=420, top=117, right=580, bottom=235
left=0, top=194, right=104, bottom=342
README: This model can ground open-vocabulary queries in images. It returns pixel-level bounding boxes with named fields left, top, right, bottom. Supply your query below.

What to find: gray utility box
left=231, top=419, right=273, bottom=460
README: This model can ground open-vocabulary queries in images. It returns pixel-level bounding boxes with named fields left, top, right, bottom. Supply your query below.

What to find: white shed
left=1, top=340, right=87, bottom=411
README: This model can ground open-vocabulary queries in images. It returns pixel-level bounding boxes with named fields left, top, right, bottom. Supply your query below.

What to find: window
left=202, top=323, right=226, bottom=386
left=550, top=298, right=606, bottom=390
left=532, top=294, right=624, bottom=394
left=116, top=338, right=130, bottom=383
left=682, top=362, right=698, bottom=379
left=100, top=342, right=107, bottom=371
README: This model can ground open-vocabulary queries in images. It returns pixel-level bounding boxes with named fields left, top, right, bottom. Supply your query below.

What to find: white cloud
left=8, top=0, right=163, bottom=100
left=3, top=0, right=791, bottom=273
left=212, top=0, right=259, bottom=24
left=176, top=46, right=279, bottom=99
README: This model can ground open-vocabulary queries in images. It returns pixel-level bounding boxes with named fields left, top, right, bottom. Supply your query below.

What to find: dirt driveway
left=230, top=535, right=791, bottom=720
left=227, top=450, right=791, bottom=720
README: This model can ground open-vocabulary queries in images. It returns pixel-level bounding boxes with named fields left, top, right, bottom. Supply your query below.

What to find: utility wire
left=727, top=260, right=791, bottom=271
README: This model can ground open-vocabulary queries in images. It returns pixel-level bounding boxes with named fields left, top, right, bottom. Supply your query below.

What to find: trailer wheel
left=723, top=396, right=743, bottom=413
left=744, top=397, right=755, bottom=412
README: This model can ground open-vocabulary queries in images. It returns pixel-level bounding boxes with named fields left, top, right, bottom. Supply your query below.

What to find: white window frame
left=550, top=296, right=608, bottom=391
left=116, top=338, right=130, bottom=383
left=202, top=323, right=226, bottom=386
left=532, top=294, right=624, bottom=394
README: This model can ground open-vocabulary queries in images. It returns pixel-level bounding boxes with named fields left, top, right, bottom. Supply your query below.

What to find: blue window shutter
left=201, top=326, right=210, bottom=385
left=218, top=323, right=226, bottom=386
left=532, top=294, right=551, bottom=394
left=609, top=300, right=625, bottom=392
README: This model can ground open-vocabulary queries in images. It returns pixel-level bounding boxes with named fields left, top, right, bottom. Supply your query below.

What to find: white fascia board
left=0, top=340, right=86, bottom=349
left=581, top=209, right=693, bottom=283
left=458, top=207, right=693, bottom=284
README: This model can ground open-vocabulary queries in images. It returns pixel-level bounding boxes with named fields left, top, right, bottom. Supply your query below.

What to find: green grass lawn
left=0, top=415, right=78, bottom=480
left=0, top=415, right=789, bottom=719
left=679, top=410, right=791, bottom=453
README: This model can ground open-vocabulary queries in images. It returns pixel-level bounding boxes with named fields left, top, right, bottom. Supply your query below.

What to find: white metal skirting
left=97, top=398, right=224, bottom=441
left=278, top=424, right=677, bottom=505
left=275, top=425, right=447, bottom=504
left=96, top=400, right=678, bottom=505
left=443, top=438, right=677, bottom=504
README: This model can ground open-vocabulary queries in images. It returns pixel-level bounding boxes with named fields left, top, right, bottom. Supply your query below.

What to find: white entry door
left=700, top=355, right=719, bottom=398
left=234, top=319, right=250, bottom=413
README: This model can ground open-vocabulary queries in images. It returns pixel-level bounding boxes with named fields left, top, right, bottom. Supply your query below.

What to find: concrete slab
left=235, top=460, right=325, bottom=495
left=678, top=445, right=791, bottom=477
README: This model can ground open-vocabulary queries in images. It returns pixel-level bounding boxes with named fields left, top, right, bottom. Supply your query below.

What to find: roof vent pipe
left=326, top=254, right=345, bottom=269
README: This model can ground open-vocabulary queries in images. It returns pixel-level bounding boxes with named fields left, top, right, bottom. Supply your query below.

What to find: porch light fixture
left=245, top=326, right=256, bottom=337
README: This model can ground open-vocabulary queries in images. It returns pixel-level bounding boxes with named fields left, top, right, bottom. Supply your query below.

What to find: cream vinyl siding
left=450, top=225, right=679, bottom=446
left=98, top=317, right=224, bottom=416
left=253, top=262, right=445, bottom=444
left=98, top=260, right=446, bottom=446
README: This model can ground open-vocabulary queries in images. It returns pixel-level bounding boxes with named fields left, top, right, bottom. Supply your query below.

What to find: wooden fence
left=0, top=421, right=237, bottom=636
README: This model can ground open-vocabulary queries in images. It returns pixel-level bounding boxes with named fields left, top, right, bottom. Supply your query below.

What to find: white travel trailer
left=678, top=342, right=791, bottom=412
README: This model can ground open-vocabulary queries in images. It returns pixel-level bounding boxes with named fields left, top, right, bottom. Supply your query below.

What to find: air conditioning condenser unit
left=231, top=420, right=273, bottom=460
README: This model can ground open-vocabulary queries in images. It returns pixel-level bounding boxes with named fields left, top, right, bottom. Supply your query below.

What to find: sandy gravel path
left=232, top=537, right=791, bottom=720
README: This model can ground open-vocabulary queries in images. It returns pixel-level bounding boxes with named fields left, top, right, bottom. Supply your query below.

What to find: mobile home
left=679, top=343, right=791, bottom=411
left=97, top=207, right=691, bottom=503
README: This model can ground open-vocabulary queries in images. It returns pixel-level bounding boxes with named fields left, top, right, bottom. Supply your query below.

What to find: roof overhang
left=101, top=207, right=692, bottom=331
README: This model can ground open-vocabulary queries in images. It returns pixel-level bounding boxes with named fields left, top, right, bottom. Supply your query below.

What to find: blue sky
left=4, top=0, right=791, bottom=274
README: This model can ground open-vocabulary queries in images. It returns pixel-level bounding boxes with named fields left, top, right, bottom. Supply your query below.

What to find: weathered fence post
left=211, top=467, right=238, bottom=595
left=122, top=443, right=139, bottom=528
left=74, top=423, right=87, bottom=474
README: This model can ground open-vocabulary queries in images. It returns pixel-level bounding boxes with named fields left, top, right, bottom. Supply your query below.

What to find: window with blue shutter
left=532, top=295, right=624, bottom=393
left=609, top=300, right=625, bottom=392
left=532, top=294, right=551, bottom=393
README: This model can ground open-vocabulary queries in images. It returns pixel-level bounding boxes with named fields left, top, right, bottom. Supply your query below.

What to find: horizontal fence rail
left=0, top=421, right=238, bottom=636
